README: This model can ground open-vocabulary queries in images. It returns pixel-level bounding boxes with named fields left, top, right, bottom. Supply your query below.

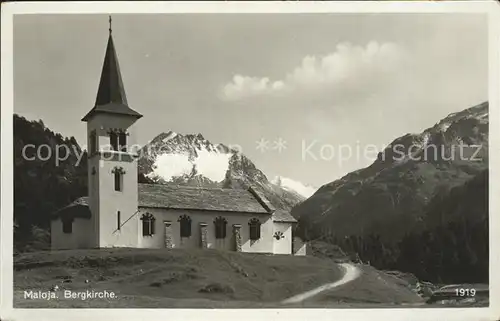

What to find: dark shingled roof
left=52, top=185, right=298, bottom=220
left=272, top=209, right=298, bottom=223
left=52, top=197, right=91, bottom=220
left=82, top=34, right=142, bottom=122
left=247, top=186, right=275, bottom=212
left=138, top=184, right=271, bottom=214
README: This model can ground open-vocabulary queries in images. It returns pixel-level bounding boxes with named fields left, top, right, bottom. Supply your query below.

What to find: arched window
left=178, top=215, right=192, bottom=238
left=118, top=130, right=127, bottom=152
left=248, top=218, right=261, bottom=241
left=141, top=213, right=155, bottom=236
left=112, top=167, right=126, bottom=192
left=109, top=131, right=118, bottom=151
left=214, top=216, right=227, bottom=239
left=114, top=171, right=121, bottom=191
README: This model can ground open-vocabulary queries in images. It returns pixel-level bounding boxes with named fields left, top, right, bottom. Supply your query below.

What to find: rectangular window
left=117, top=211, right=121, bottom=231
left=214, top=217, right=227, bottom=239
left=118, top=132, right=127, bottom=152
left=114, top=172, right=122, bottom=191
left=110, top=132, right=118, bottom=151
left=249, top=219, right=261, bottom=241
left=216, top=225, right=226, bottom=239
left=250, top=225, right=261, bottom=241
left=89, top=130, right=97, bottom=155
left=141, top=214, right=155, bottom=236
left=179, top=216, right=192, bottom=238
left=62, top=219, right=73, bottom=234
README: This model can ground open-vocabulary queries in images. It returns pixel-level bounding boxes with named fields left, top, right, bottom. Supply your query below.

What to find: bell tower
left=82, top=16, right=142, bottom=248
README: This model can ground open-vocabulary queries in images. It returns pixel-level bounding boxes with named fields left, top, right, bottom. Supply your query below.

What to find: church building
left=50, top=21, right=304, bottom=255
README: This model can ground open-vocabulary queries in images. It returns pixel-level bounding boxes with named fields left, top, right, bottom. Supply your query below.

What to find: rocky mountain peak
left=293, top=101, right=489, bottom=241
left=137, top=131, right=306, bottom=211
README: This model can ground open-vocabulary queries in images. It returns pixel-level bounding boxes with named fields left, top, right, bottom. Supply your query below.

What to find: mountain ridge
left=293, top=101, right=489, bottom=241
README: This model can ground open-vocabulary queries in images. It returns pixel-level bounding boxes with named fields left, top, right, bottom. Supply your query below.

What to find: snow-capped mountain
left=271, top=176, right=317, bottom=198
left=137, top=131, right=305, bottom=211
left=139, top=131, right=233, bottom=183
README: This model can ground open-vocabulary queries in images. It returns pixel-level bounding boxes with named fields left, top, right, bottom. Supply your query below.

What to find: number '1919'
left=455, top=288, right=476, bottom=297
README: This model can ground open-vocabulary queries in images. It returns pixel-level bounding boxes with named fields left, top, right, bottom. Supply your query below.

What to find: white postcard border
left=1, top=1, right=499, bottom=321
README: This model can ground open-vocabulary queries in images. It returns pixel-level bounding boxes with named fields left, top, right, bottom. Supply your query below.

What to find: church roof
left=138, top=184, right=271, bottom=214
left=52, top=197, right=91, bottom=220
left=52, top=184, right=299, bottom=220
left=272, top=209, right=298, bottom=223
left=82, top=32, right=142, bottom=122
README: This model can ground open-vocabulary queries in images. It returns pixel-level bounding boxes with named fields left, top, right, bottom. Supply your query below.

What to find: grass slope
left=301, top=265, right=425, bottom=306
left=14, top=248, right=422, bottom=308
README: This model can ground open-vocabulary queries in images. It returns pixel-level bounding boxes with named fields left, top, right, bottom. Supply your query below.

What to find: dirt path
left=281, top=263, right=361, bottom=304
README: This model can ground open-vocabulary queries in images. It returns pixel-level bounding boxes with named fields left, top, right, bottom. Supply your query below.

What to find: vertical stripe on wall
left=200, top=223, right=208, bottom=249
left=164, top=221, right=173, bottom=249
left=233, top=224, right=242, bottom=252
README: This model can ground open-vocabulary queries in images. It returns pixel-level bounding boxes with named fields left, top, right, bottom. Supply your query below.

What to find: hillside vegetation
left=13, top=115, right=87, bottom=252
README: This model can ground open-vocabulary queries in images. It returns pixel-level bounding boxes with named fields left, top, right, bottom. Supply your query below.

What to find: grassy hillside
left=301, top=265, right=424, bottom=306
left=14, top=248, right=422, bottom=308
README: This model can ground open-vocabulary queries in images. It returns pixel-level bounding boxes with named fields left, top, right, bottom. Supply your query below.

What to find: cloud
left=220, top=41, right=406, bottom=101
left=221, top=75, right=287, bottom=101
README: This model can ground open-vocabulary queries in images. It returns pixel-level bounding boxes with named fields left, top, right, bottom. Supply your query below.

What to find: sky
left=13, top=13, right=488, bottom=187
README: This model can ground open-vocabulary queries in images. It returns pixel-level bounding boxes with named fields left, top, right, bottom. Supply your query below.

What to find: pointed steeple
left=82, top=17, right=142, bottom=122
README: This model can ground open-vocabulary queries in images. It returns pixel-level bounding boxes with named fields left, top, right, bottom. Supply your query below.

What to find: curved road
left=281, top=263, right=361, bottom=304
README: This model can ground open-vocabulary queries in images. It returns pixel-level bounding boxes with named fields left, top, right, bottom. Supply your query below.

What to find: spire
left=94, top=31, right=130, bottom=107
left=82, top=17, right=142, bottom=122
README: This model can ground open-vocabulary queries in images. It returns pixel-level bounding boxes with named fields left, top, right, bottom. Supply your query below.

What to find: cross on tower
left=109, top=15, right=112, bottom=34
